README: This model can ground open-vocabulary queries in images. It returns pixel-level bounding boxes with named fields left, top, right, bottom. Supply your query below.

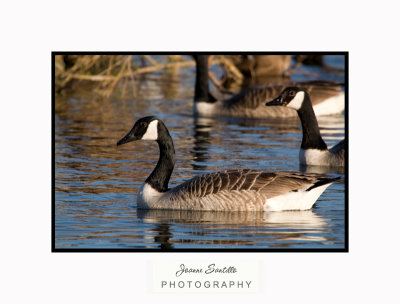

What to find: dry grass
left=55, top=54, right=299, bottom=97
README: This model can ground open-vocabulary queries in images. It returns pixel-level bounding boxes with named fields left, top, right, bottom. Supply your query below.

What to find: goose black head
left=117, top=116, right=160, bottom=146
left=266, top=87, right=307, bottom=110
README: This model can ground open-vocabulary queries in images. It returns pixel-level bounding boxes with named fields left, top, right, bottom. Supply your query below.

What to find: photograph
left=53, top=53, right=347, bottom=251
left=5, top=1, right=400, bottom=302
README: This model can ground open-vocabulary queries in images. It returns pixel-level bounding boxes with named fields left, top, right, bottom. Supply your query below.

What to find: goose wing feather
left=327, top=139, right=345, bottom=166
left=222, top=82, right=342, bottom=113
left=224, top=86, right=284, bottom=110
left=329, top=139, right=345, bottom=154
left=170, top=169, right=318, bottom=200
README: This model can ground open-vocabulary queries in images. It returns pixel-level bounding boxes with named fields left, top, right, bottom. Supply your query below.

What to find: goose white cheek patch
left=142, top=120, right=159, bottom=140
left=287, top=91, right=304, bottom=110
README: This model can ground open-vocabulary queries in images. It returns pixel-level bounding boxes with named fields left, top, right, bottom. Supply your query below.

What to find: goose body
left=266, top=87, right=345, bottom=167
left=117, top=116, right=339, bottom=211
left=193, top=55, right=344, bottom=119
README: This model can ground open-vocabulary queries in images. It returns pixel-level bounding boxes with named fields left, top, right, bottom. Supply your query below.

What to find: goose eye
left=289, top=91, right=295, bottom=97
left=139, top=122, right=147, bottom=128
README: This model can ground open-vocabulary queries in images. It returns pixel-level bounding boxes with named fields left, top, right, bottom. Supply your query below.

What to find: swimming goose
left=193, top=55, right=345, bottom=118
left=117, top=116, right=339, bottom=211
left=266, top=87, right=345, bottom=167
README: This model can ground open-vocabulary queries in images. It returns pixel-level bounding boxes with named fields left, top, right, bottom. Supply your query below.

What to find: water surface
left=54, top=55, right=346, bottom=250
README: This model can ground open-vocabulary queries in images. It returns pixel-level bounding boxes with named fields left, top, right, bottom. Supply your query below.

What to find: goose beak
left=117, top=130, right=137, bottom=146
left=266, top=95, right=283, bottom=106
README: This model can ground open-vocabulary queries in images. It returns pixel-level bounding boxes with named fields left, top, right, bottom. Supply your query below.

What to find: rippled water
left=54, top=55, right=346, bottom=250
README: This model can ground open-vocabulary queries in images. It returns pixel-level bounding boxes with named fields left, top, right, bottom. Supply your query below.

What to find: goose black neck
left=145, top=123, right=176, bottom=192
left=297, top=93, right=328, bottom=150
left=193, top=55, right=216, bottom=103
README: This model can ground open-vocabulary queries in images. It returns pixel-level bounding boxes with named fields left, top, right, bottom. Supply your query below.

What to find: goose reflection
left=299, top=164, right=345, bottom=175
left=191, top=116, right=214, bottom=171
left=138, top=209, right=328, bottom=248
left=151, top=223, right=174, bottom=250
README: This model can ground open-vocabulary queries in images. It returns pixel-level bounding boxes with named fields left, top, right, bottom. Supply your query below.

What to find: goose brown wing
left=169, top=170, right=319, bottom=201
left=258, top=172, right=323, bottom=198
left=329, top=139, right=345, bottom=155
left=224, top=81, right=342, bottom=110
left=224, top=86, right=284, bottom=110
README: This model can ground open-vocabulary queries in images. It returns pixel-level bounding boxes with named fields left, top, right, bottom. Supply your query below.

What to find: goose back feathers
left=145, top=169, right=338, bottom=211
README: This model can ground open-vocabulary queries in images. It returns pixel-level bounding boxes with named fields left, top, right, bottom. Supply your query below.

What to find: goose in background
left=266, top=87, right=345, bottom=167
left=117, top=116, right=339, bottom=211
left=193, top=55, right=345, bottom=119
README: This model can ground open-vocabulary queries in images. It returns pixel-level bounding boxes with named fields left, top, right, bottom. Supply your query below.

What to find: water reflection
left=299, top=164, right=345, bottom=175
left=160, top=66, right=180, bottom=100
left=192, top=116, right=214, bottom=171
left=151, top=223, right=174, bottom=250
left=138, top=209, right=327, bottom=248
left=138, top=209, right=326, bottom=226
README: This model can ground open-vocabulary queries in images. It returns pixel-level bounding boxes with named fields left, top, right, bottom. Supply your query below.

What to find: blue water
left=54, top=55, right=346, bottom=250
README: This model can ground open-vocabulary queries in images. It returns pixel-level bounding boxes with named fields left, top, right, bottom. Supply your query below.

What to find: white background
left=1, top=1, right=399, bottom=303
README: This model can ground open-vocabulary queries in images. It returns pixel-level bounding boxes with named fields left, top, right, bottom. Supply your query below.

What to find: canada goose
left=117, top=116, right=339, bottom=211
left=193, top=55, right=345, bottom=118
left=266, top=87, right=345, bottom=167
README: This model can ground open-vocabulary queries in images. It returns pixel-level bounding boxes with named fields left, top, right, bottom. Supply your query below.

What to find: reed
left=54, top=55, right=306, bottom=97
